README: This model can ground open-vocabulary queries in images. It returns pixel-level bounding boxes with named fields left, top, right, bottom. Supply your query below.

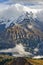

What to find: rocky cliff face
left=0, top=24, right=43, bottom=54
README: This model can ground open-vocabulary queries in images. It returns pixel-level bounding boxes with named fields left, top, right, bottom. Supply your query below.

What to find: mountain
left=0, top=18, right=15, bottom=29
left=0, top=11, right=43, bottom=31
left=0, top=11, right=43, bottom=56
left=16, top=11, right=43, bottom=31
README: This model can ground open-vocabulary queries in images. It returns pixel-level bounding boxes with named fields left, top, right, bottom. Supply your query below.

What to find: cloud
left=0, top=1, right=43, bottom=23
left=34, top=47, right=39, bottom=54
left=33, top=56, right=43, bottom=59
left=9, top=0, right=43, bottom=2
left=0, top=4, right=24, bottom=19
left=0, top=43, right=32, bottom=57
left=2, top=0, right=43, bottom=6
left=36, top=10, right=43, bottom=22
left=27, top=24, right=33, bottom=29
left=0, top=3, right=42, bottom=20
left=34, top=48, right=39, bottom=52
left=0, top=3, right=9, bottom=12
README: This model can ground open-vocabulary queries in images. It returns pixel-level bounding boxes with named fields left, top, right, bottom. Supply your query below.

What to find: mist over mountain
left=0, top=10, right=43, bottom=31
left=0, top=11, right=43, bottom=57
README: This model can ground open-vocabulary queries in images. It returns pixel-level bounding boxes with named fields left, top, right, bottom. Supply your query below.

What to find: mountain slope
left=0, top=12, right=43, bottom=56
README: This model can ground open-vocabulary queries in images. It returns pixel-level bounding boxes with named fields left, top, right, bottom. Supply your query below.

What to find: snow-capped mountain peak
left=0, top=11, right=43, bottom=31
left=0, top=11, right=33, bottom=29
left=16, top=11, right=33, bottom=24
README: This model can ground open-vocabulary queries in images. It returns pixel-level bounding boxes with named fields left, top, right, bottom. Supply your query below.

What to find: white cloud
left=0, top=43, right=32, bottom=57
left=0, top=4, right=9, bottom=12
left=34, top=47, right=39, bottom=54
left=9, top=0, right=43, bottom=2
left=0, top=3, right=42, bottom=20
left=27, top=24, right=33, bottom=29
left=36, top=10, right=43, bottom=22
left=6, top=0, right=43, bottom=8
left=34, top=48, right=39, bottom=52
left=0, top=4, right=24, bottom=19
left=0, top=0, right=43, bottom=23
left=33, top=56, right=43, bottom=59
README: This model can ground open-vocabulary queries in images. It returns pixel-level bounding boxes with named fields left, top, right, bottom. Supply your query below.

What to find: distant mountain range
left=0, top=11, right=43, bottom=56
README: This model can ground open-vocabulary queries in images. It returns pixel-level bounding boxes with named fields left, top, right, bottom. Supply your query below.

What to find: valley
left=0, top=55, right=43, bottom=65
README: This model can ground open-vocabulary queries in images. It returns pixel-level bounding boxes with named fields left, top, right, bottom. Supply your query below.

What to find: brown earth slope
left=0, top=55, right=43, bottom=65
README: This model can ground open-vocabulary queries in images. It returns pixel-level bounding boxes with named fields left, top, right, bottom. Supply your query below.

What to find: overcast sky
left=0, top=0, right=43, bottom=22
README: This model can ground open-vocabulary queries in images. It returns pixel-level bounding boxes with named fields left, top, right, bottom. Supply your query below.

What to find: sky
left=0, top=0, right=43, bottom=22
left=0, top=0, right=7, bottom=2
